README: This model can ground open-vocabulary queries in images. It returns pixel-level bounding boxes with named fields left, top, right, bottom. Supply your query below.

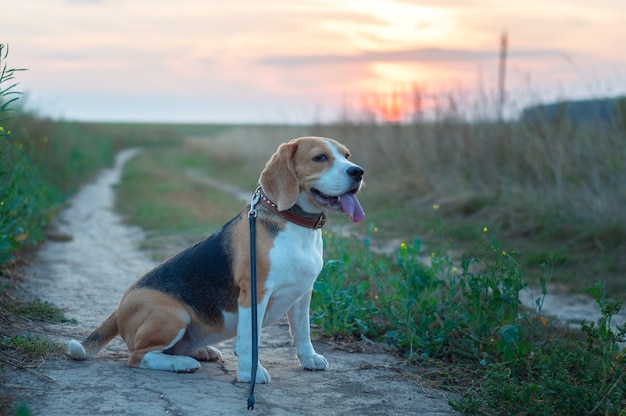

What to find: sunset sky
left=5, top=0, right=626, bottom=123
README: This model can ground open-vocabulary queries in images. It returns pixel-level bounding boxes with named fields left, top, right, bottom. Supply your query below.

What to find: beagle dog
left=68, top=136, right=365, bottom=383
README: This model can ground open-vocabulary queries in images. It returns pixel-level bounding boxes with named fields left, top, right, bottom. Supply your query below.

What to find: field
left=119, top=120, right=626, bottom=296
left=2, top=104, right=626, bottom=414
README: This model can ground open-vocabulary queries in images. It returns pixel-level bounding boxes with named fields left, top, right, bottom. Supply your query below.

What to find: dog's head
left=259, top=137, right=365, bottom=222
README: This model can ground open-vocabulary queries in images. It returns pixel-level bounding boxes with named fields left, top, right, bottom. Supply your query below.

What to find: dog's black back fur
left=132, top=214, right=241, bottom=321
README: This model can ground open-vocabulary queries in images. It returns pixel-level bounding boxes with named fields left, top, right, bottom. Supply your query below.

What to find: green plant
left=0, top=44, right=57, bottom=266
left=311, top=230, right=376, bottom=338
left=0, top=44, right=25, bottom=130
left=0, top=138, right=59, bottom=265
left=473, top=340, right=602, bottom=416
left=311, top=259, right=372, bottom=338
left=451, top=281, right=626, bottom=415
left=444, top=232, right=531, bottom=363
left=313, top=226, right=625, bottom=414
left=3, top=298, right=76, bottom=323
left=581, top=281, right=626, bottom=414
left=13, top=403, right=32, bottom=416
left=0, top=334, right=65, bottom=359
left=373, top=237, right=446, bottom=360
left=311, top=224, right=535, bottom=364
left=0, top=43, right=20, bottom=260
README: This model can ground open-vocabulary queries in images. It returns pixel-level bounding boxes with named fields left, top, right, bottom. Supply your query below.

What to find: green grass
left=115, top=145, right=246, bottom=257
left=0, top=334, right=65, bottom=360
left=0, top=297, right=76, bottom=324
left=313, top=226, right=625, bottom=415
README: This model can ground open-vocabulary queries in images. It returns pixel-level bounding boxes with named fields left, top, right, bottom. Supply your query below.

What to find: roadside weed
left=0, top=334, right=65, bottom=359
left=581, top=282, right=626, bottom=414
left=4, top=298, right=76, bottom=324
left=312, top=225, right=626, bottom=415
left=311, top=228, right=377, bottom=338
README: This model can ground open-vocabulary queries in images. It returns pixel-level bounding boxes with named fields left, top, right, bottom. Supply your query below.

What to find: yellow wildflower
left=400, top=243, right=407, bottom=251
left=433, top=204, right=440, bottom=210
left=483, top=226, right=489, bottom=232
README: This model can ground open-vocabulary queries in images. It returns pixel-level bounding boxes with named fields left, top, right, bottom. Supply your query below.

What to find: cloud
left=66, top=0, right=107, bottom=4
left=260, top=47, right=564, bottom=67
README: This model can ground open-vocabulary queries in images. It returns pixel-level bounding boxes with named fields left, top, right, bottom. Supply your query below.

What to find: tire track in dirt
left=5, top=149, right=459, bottom=415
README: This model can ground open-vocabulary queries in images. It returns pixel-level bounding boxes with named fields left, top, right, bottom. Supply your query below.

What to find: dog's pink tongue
left=340, top=193, right=365, bottom=223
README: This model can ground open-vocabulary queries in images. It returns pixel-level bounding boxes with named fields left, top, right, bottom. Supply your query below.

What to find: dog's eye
left=312, top=154, right=328, bottom=162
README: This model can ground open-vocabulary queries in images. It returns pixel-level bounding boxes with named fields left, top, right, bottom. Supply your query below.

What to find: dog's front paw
left=237, top=364, right=271, bottom=384
left=299, top=353, right=329, bottom=371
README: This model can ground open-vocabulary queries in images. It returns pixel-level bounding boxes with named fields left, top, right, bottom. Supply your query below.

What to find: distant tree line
left=522, top=96, right=626, bottom=125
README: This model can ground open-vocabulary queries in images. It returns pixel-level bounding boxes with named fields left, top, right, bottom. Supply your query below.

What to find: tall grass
left=176, top=104, right=626, bottom=293
left=0, top=44, right=54, bottom=265
left=323, top=98, right=626, bottom=293
left=177, top=102, right=626, bottom=248
left=329, top=111, right=626, bottom=235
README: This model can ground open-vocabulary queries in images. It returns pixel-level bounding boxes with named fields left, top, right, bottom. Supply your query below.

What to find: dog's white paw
left=68, top=340, right=87, bottom=360
left=299, top=352, right=329, bottom=371
left=237, top=364, right=271, bottom=384
left=191, top=346, right=222, bottom=362
left=140, top=351, right=201, bottom=373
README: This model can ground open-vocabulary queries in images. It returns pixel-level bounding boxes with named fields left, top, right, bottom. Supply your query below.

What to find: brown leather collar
left=256, top=188, right=326, bottom=229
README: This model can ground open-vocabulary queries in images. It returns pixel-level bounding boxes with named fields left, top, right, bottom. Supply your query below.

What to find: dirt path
left=520, top=287, right=626, bottom=331
left=5, top=149, right=458, bottom=415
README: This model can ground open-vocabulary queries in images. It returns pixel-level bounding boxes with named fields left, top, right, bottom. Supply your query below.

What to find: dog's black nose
left=347, top=166, right=364, bottom=181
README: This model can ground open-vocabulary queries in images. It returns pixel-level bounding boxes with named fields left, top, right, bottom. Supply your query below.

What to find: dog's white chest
left=263, top=223, right=323, bottom=322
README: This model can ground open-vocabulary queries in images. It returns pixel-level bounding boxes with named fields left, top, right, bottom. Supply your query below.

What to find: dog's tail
left=68, top=310, right=119, bottom=360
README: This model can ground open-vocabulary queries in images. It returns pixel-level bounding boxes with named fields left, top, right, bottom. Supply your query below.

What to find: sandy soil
left=4, top=149, right=459, bottom=416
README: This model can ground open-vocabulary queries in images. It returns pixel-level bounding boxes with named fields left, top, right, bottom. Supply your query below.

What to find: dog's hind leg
left=134, top=332, right=202, bottom=373
left=128, top=320, right=202, bottom=373
left=120, top=291, right=202, bottom=373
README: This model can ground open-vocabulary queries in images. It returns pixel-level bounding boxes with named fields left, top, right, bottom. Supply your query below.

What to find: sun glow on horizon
left=344, top=60, right=471, bottom=122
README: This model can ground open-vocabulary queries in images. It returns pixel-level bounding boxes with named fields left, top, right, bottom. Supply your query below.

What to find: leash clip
left=248, top=187, right=261, bottom=218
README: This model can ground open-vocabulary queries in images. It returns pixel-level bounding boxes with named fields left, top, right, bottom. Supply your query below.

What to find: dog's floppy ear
left=259, top=141, right=299, bottom=211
